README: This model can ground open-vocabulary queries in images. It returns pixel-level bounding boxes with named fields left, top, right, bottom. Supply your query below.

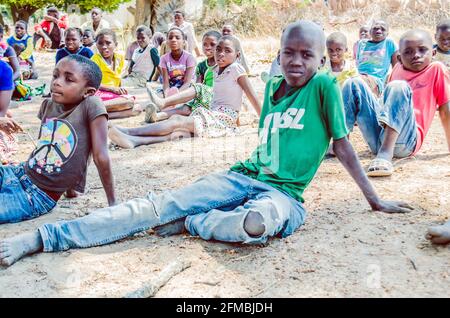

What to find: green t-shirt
left=230, top=71, right=349, bottom=202
left=196, top=59, right=215, bottom=87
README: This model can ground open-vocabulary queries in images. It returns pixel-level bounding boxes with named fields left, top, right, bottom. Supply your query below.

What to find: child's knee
left=243, top=211, right=265, bottom=237
left=386, top=80, right=410, bottom=93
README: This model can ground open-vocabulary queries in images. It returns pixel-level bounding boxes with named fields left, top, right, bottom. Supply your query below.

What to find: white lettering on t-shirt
left=260, top=107, right=305, bottom=145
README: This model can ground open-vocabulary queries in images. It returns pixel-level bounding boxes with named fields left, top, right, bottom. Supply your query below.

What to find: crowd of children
left=0, top=7, right=450, bottom=269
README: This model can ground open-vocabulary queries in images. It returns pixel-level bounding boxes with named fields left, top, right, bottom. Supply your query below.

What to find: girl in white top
left=108, top=35, right=262, bottom=149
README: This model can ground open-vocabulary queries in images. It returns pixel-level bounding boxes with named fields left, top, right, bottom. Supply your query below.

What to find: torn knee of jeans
left=243, top=211, right=266, bottom=238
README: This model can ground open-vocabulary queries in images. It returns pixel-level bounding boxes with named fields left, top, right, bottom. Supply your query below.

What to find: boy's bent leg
left=38, top=171, right=251, bottom=252
left=342, top=77, right=383, bottom=154
left=378, top=80, right=417, bottom=159
left=185, top=186, right=306, bottom=244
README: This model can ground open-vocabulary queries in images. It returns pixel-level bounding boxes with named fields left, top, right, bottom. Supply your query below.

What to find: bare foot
left=0, top=231, right=43, bottom=267
left=65, top=189, right=79, bottom=198
left=426, top=221, right=450, bottom=244
left=154, top=218, right=187, bottom=237
left=108, top=126, right=136, bottom=149
left=146, top=83, right=163, bottom=110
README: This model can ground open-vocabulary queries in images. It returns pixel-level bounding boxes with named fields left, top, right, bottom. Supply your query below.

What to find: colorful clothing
left=25, top=96, right=108, bottom=193
left=81, top=19, right=110, bottom=35
left=186, top=83, right=213, bottom=110
left=192, top=106, right=239, bottom=138
left=7, top=34, right=34, bottom=62
left=433, top=45, right=450, bottom=70
left=160, top=50, right=196, bottom=89
left=0, top=42, right=15, bottom=59
left=356, top=38, right=397, bottom=91
left=231, top=72, right=348, bottom=202
left=324, top=59, right=358, bottom=87
left=389, top=62, right=450, bottom=154
left=55, top=46, right=93, bottom=64
left=33, top=14, right=68, bottom=50
left=128, top=45, right=160, bottom=83
left=0, top=60, right=13, bottom=91
left=196, top=59, right=215, bottom=87
left=91, top=53, right=125, bottom=87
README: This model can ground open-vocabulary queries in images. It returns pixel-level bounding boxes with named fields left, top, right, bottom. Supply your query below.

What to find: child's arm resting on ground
left=238, top=75, right=261, bottom=116
left=333, top=137, right=413, bottom=213
left=438, top=101, right=450, bottom=152
left=90, top=115, right=117, bottom=206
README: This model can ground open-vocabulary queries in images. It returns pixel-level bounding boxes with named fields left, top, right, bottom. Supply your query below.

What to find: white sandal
left=367, top=158, right=394, bottom=177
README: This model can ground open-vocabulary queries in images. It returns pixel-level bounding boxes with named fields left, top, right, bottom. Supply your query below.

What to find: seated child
left=356, top=20, right=398, bottom=96
left=0, top=55, right=116, bottom=226
left=122, top=26, right=160, bottom=88
left=342, top=29, right=450, bottom=177
left=222, top=24, right=250, bottom=74
left=55, top=27, right=93, bottom=64
left=81, top=29, right=97, bottom=54
left=325, top=32, right=357, bottom=86
left=0, top=21, right=413, bottom=268
left=353, top=25, right=370, bottom=60
left=108, top=35, right=261, bottom=148
left=261, top=50, right=282, bottom=84
left=427, top=221, right=450, bottom=245
left=91, top=29, right=141, bottom=120
left=433, top=19, right=450, bottom=69
left=7, top=20, right=38, bottom=80
left=159, top=27, right=196, bottom=97
left=144, top=30, right=221, bottom=123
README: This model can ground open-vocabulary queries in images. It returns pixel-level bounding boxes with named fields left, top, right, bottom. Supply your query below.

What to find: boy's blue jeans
left=38, top=171, right=306, bottom=252
left=0, top=164, right=56, bottom=223
left=342, top=77, right=417, bottom=157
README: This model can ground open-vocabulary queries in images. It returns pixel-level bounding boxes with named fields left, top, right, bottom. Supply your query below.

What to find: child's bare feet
left=154, top=218, right=187, bottom=237
left=65, top=189, right=79, bottom=198
left=144, top=103, right=158, bottom=123
left=146, top=83, right=163, bottom=110
left=426, top=221, right=450, bottom=244
left=108, top=126, right=136, bottom=149
left=0, top=232, right=43, bottom=267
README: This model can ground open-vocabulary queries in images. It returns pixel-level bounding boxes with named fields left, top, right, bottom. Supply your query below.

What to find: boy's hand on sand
left=0, top=118, right=23, bottom=134
left=371, top=200, right=414, bottom=214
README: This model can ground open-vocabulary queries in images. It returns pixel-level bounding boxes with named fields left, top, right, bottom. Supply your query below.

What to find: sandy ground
left=0, top=35, right=449, bottom=298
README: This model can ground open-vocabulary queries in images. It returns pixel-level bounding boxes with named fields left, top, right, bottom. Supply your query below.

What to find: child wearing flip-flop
left=342, top=29, right=450, bottom=177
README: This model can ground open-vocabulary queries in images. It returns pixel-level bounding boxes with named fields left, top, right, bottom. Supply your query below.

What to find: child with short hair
left=343, top=29, right=450, bottom=176
left=122, top=26, right=160, bottom=88
left=144, top=30, right=221, bottom=123
left=55, top=27, right=93, bottom=64
left=325, top=32, right=357, bottom=86
left=433, top=19, right=450, bottom=69
left=0, top=55, right=116, bottom=227
left=7, top=20, right=37, bottom=79
left=159, top=27, right=196, bottom=97
left=108, top=35, right=261, bottom=148
left=169, top=10, right=201, bottom=57
left=0, top=21, right=412, bottom=268
left=356, top=20, right=398, bottom=95
left=82, top=29, right=96, bottom=53
left=91, top=29, right=141, bottom=119
left=353, top=25, right=370, bottom=60
left=222, top=24, right=250, bottom=74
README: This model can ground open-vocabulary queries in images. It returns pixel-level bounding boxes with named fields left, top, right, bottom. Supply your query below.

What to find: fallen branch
left=124, top=260, right=191, bottom=298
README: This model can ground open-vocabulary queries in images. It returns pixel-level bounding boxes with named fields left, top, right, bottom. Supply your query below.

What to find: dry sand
left=0, top=35, right=449, bottom=298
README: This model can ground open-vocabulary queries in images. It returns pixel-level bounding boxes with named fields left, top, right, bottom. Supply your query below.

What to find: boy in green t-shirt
left=0, top=21, right=412, bottom=267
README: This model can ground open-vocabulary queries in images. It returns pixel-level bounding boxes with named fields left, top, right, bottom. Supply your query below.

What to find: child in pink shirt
left=342, top=29, right=450, bottom=177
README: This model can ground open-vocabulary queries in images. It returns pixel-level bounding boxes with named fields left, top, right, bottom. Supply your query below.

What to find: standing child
left=108, top=35, right=261, bottom=148
left=356, top=20, right=398, bottom=96
left=325, top=32, right=357, bottom=86
left=7, top=20, right=38, bottom=79
left=169, top=10, right=201, bottom=57
left=122, top=26, right=160, bottom=88
left=0, top=21, right=413, bottom=268
left=343, top=29, right=450, bottom=176
left=91, top=29, right=141, bottom=119
left=145, top=30, right=221, bottom=123
left=55, top=27, right=93, bottom=64
left=159, top=27, right=196, bottom=97
left=433, top=19, right=450, bottom=69
left=0, top=55, right=116, bottom=226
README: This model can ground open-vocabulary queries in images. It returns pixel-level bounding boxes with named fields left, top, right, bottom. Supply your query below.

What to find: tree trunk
left=10, top=4, right=39, bottom=24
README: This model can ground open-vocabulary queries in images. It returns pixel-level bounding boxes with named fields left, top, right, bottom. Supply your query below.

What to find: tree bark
left=10, top=4, right=39, bottom=24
